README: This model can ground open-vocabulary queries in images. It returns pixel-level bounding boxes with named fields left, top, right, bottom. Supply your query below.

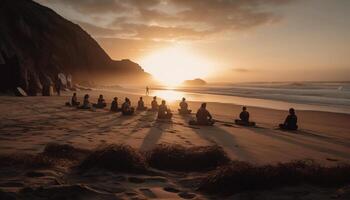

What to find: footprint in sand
left=139, top=188, right=157, bottom=198
left=163, top=187, right=180, bottom=193
left=185, top=141, right=192, bottom=145
left=144, top=177, right=168, bottom=183
left=178, top=191, right=196, bottom=199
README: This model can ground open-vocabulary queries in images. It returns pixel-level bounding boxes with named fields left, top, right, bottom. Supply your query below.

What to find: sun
left=139, top=45, right=212, bottom=86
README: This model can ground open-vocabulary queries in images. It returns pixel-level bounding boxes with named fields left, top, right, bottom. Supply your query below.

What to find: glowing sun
left=140, top=45, right=212, bottom=86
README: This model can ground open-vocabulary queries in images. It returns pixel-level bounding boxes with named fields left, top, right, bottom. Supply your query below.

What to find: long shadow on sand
left=246, top=126, right=350, bottom=160
left=139, top=112, right=172, bottom=151
left=54, top=111, right=142, bottom=142
left=178, top=114, right=253, bottom=161
left=229, top=121, right=349, bottom=148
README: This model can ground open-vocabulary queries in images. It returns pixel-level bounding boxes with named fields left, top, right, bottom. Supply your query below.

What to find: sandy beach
left=1, top=90, right=350, bottom=199
left=2, top=0, right=350, bottom=198
left=1, top=90, right=350, bottom=164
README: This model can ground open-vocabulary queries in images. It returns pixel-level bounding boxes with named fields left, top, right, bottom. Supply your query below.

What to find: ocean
left=112, top=82, right=350, bottom=114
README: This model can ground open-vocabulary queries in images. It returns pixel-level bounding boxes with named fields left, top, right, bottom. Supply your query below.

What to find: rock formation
left=182, top=78, right=207, bottom=86
left=0, top=0, right=150, bottom=95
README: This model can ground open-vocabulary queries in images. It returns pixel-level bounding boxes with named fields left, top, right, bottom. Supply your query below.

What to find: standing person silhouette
left=146, top=86, right=150, bottom=96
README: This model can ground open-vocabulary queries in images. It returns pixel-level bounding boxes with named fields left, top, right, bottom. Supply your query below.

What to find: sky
left=35, top=0, right=350, bottom=84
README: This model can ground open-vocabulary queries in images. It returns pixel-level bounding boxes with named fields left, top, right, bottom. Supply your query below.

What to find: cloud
left=232, top=68, right=251, bottom=73
left=96, top=37, right=170, bottom=60
left=37, top=0, right=296, bottom=40
left=76, top=21, right=120, bottom=37
left=118, top=23, right=213, bottom=40
left=38, top=0, right=125, bottom=14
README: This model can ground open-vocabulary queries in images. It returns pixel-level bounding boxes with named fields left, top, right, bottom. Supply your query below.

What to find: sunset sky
left=35, top=0, right=350, bottom=83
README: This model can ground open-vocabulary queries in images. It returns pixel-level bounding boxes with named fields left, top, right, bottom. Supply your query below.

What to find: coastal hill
left=0, top=0, right=150, bottom=95
left=182, top=78, right=207, bottom=86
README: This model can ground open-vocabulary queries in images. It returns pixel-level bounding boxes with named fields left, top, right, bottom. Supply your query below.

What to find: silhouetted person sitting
left=65, top=92, right=80, bottom=106
left=71, top=93, right=80, bottom=106
left=235, top=106, right=256, bottom=126
left=151, top=96, right=159, bottom=111
left=178, top=97, right=192, bottom=114
left=279, top=108, right=298, bottom=130
left=93, top=94, right=107, bottom=108
left=79, top=94, right=91, bottom=109
left=121, top=97, right=135, bottom=115
left=137, top=97, right=147, bottom=111
left=190, top=103, right=215, bottom=126
left=110, top=97, right=121, bottom=112
left=158, top=100, right=173, bottom=120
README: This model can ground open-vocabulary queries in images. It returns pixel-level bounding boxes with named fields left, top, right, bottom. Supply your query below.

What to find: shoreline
left=104, top=86, right=350, bottom=114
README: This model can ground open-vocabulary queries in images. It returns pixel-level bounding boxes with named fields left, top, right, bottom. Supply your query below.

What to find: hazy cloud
left=76, top=21, right=119, bottom=37
left=96, top=37, right=170, bottom=60
left=37, top=0, right=295, bottom=40
left=232, top=68, right=251, bottom=73
left=38, top=0, right=125, bottom=14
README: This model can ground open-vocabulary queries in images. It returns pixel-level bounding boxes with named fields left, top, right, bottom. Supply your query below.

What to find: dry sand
left=1, top=90, right=350, bottom=199
left=1, top=90, right=349, bottom=164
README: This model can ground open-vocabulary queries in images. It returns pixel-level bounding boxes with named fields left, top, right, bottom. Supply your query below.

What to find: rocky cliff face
left=0, top=0, right=149, bottom=95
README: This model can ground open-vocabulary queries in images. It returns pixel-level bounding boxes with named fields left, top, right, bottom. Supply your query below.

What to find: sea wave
left=173, top=82, right=350, bottom=111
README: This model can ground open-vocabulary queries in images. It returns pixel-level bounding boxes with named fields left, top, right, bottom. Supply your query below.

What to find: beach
left=1, top=89, right=350, bottom=163
left=1, top=90, right=350, bottom=199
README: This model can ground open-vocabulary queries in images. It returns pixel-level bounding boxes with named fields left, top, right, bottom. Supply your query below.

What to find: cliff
left=0, top=0, right=150, bottom=95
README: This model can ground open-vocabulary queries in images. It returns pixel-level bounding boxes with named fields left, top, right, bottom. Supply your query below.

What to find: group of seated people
left=68, top=93, right=298, bottom=130
left=70, top=93, right=134, bottom=115
left=234, top=106, right=298, bottom=130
